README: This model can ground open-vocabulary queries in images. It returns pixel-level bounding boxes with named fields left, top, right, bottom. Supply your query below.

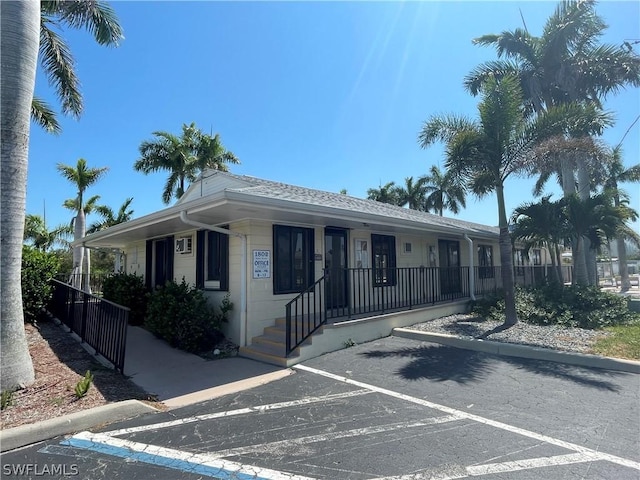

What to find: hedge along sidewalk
left=392, top=328, right=640, bottom=374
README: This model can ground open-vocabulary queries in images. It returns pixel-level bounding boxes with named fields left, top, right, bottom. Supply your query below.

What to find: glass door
left=324, top=228, right=348, bottom=310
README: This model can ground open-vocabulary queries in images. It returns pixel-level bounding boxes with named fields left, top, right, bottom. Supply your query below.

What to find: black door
left=438, top=239, right=461, bottom=296
left=325, top=228, right=348, bottom=310
left=146, top=236, right=173, bottom=289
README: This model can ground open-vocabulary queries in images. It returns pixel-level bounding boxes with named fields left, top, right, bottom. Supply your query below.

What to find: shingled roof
left=210, top=171, right=499, bottom=237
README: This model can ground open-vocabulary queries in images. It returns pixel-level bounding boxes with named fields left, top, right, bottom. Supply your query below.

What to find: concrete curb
left=162, top=369, right=294, bottom=408
left=0, top=400, right=158, bottom=453
left=392, top=328, right=640, bottom=374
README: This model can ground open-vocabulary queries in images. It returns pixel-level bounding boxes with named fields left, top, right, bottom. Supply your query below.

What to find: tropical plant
left=21, top=245, right=60, bottom=323
left=0, top=0, right=122, bottom=391
left=58, top=159, right=108, bottom=290
left=511, top=196, right=568, bottom=284
left=601, top=146, right=640, bottom=291
left=87, top=197, right=134, bottom=234
left=465, top=0, right=640, bottom=284
left=419, top=75, right=575, bottom=330
left=561, top=192, right=636, bottom=284
left=134, top=123, right=239, bottom=204
left=34, top=0, right=124, bottom=133
left=24, top=214, right=72, bottom=252
left=366, top=181, right=400, bottom=205
left=420, top=165, right=467, bottom=216
left=395, top=176, right=427, bottom=210
left=1, top=1, right=42, bottom=391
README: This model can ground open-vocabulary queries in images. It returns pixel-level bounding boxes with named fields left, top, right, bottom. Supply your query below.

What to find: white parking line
left=209, top=415, right=461, bottom=459
left=377, top=452, right=599, bottom=480
left=104, top=389, right=372, bottom=436
left=294, top=364, right=640, bottom=472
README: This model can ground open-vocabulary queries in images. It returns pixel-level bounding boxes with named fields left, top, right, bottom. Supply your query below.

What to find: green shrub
left=102, top=273, right=149, bottom=325
left=471, top=284, right=639, bottom=329
left=21, top=246, right=60, bottom=323
left=1, top=390, right=14, bottom=410
left=145, top=279, right=224, bottom=353
left=74, top=370, right=94, bottom=399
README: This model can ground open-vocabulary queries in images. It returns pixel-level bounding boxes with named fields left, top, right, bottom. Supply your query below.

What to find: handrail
left=49, top=279, right=129, bottom=372
left=285, top=273, right=328, bottom=356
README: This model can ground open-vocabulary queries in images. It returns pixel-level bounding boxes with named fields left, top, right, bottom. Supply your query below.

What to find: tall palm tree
left=24, top=214, right=72, bottom=252
left=58, top=160, right=108, bottom=289
left=1, top=0, right=42, bottom=390
left=421, top=165, right=467, bottom=216
left=419, top=75, right=572, bottom=330
left=64, top=194, right=102, bottom=291
left=465, top=0, right=640, bottom=284
left=87, top=197, right=134, bottom=234
left=33, top=0, right=124, bottom=133
left=366, top=181, right=400, bottom=205
left=1, top=0, right=122, bottom=391
left=602, top=146, right=640, bottom=291
left=395, top=177, right=427, bottom=210
left=511, top=196, right=568, bottom=285
left=134, top=123, right=239, bottom=204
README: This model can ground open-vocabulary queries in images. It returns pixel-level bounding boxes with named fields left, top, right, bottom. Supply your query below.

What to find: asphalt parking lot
left=2, top=336, right=639, bottom=479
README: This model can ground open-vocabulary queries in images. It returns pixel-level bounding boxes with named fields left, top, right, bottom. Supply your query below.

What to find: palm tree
left=562, top=192, right=636, bottom=284
left=1, top=0, right=42, bottom=391
left=1, top=0, right=121, bottom=391
left=465, top=0, right=640, bottom=284
left=511, top=196, right=568, bottom=285
left=419, top=75, right=571, bottom=331
left=24, top=214, right=72, bottom=252
left=134, top=123, right=239, bottom=204
left=366, top=181, right=400, bottom=205
left=33, top=0, right=124, bottom=133
left=57, top=160, right=108, bottom=290
left=395, top=177, right=427, bottom=210
left=602, top=146, right=640, bottom=291
left=87, top=197, right=134, bottom=234
left=421, top=165, right=467, bottom=216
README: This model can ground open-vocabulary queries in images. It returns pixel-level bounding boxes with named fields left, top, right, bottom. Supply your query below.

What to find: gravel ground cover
left=406, top=314, right=613, bottom=354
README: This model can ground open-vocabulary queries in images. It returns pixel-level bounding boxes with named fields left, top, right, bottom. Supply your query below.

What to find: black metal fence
left=48, top=279, right=129, bottom=372
left=285, top=265, right=572, bottom=356
left=54, top=273, right=111, bottom=296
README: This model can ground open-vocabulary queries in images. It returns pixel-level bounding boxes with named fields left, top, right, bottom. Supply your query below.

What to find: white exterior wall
left=124, top=241, right=146, bottom=277
left=173, top=229, right=198, bottom=285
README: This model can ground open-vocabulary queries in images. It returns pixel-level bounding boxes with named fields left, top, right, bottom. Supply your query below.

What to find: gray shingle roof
left=215, top=172, right=499, bottom=237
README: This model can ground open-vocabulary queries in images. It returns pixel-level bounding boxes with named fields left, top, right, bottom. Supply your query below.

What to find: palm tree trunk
left=72, top=211, right=85, bottom=289
left=0, top=0, right=39, bottom=390
left=617, top=237, right=630, bottom=292
left=576, top=158, right=597, bottom=285
left=496, top=185, right=517, bottom=326
left=573, top=236, right=589, bottom=285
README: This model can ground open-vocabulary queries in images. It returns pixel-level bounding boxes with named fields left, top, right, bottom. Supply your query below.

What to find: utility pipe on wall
left=464, top=234, right=476, bottom=301
left=179, top=211, right=248, bottom=347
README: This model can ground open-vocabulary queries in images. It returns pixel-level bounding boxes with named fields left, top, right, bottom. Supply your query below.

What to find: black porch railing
left=285, top=266, right=471, bottom=355
left=48, top=279, right=129, bottom=372
left=54, top=273, right=112, bottom=296
left=284, top=264, right=572, bottom=356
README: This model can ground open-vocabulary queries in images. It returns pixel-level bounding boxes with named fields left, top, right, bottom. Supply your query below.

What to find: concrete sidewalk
left=0, top=326, right=291, bottom=452
left=123, top=326, right=291, bottom=408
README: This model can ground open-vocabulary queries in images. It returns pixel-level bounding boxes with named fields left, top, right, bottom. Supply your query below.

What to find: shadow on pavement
left=360, top=344, right=627, bottom=392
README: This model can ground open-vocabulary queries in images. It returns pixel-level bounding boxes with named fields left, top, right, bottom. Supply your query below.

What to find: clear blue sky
left=27, top=1, right=640, bottom=234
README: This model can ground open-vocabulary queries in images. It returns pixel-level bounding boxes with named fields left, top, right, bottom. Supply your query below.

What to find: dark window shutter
left=165, top=236, right=174, bottom=283
left=196, top=230, right=205, bottom=288
left=220, top=233, right=229, bottom=291
left=145, top=240, right=153, bottom=289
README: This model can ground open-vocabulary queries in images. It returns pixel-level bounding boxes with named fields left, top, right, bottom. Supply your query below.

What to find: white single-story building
left=80, top=171, right=550, bottom=366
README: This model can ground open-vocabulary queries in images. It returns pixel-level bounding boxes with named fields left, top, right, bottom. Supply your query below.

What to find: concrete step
left=238, top=346, right=290, bottom=368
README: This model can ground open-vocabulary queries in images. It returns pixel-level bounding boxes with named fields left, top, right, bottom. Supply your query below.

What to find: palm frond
left=39, top=19, right=82, bottom=117
left=31, top=96, right=61, bottom=134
